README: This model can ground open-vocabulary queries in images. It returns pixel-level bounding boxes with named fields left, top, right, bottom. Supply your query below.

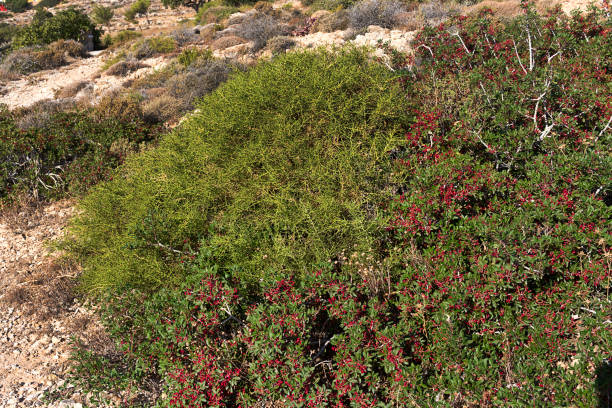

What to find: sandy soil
left=0, top=201, right=107, bottom=407
left=0, top=53, right=169, bottom=110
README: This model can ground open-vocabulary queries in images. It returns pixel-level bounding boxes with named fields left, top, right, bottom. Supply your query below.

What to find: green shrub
left=124, top=0, right=150, bottom=23
left=91, top=4, right=114, bottom=27
left=130, top=36, right=177, bottom=59
left=12, top=7, right=100, bottom=49
left=5, top=0, right=28, bottom=13
left=0, top=106, right=161, bottom=207
left=66, top=48, right=408, bottom=291
left=196, top=1, right=240, bottom=24
left=106, top=30, right=142, bottom=48
left=0, top=23, right=20, bottom=46
left=177, top=47, right=212, bottom=67
left=35, top=0, right=61, bottom=9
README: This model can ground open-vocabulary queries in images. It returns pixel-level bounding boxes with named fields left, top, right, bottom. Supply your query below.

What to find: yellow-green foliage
left=131, top=36, right=177, bottom=59
left=67, top=48, right=409, bottom=292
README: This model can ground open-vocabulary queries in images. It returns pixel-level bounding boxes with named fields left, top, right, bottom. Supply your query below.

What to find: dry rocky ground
left=0, top=201, right=113, bottom=407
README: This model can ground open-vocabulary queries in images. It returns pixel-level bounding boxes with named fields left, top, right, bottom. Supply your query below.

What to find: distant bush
left=141, top=94, right=182, bottom=124
left=264, top=35, right=295, bottom=54
left=5, top=0, right=28, bottom=13
left=66, top=48, right=408, bottom=291
left=107, top=30, right=142, bottom=47
left=0, top=23, right=20, bottom=46
left=210, top=34, right=247, bottom=50
left=0, top=105, right=161, bottom=207
left=311, top=11, right=344, bottom=32
left=106, top=58, right=147, bottom=76
left=177, top=47, right=212, bottom=67
left=168, top=28, right=198, bottom=46
left=54, top=80, right=90, bottom=99
left=166, top=59, right=233, bottom=108
left=124, top=0, right=150, bottom=23
left=91, top=4, right=114, bottom=27
left=12, top=7, right=100, bottom=49
left=130, top=36, right=176, bottom=59
left=48, top=39, right=87, bottom=57
left=347, top=0, right=407, bottom=30
left=35, top=0, right=61, bottom=9
left=0, top=39, right=86, bottom=76
left=196, top=3, right=240, bottom=24
left=236, top=12, right=290, bottom=51
left=93, top=91, right=144, bottom=122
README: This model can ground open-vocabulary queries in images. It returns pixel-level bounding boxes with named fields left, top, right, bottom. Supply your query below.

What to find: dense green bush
left=66, top=48, right=408, bottom=292
left=0, top=23, right=19, bottom=46
left=0, top=106, right=161, bottom=207
left=5, top=0, right=28, bottom=13
left=12, top=7, right=100, bottom=49
left=35, top=0, right=62, bottom=9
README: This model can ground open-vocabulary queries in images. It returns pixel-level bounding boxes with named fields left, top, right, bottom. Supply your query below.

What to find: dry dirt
left=0, top=201, right=112, bottom=407
left=0, top=53, right=170, bottom=110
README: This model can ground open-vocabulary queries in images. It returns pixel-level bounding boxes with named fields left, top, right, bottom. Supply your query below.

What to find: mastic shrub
left=5, top=0, right=28, bottom=13
left=66, top=48, right=408, bottom=292
left=12, top=7, right=100, bottom=49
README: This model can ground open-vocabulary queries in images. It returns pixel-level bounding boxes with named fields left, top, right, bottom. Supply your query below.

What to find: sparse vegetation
left=106, top=58, right=148, bottom=76
left=0, top=39, right=86, bottom=76
left=347, top=0, right=407, bottom=30
left=0, top=104, right=161, bottom=207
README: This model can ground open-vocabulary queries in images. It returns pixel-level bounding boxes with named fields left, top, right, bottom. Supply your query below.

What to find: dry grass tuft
left=106, top=59, right=148, bottom=76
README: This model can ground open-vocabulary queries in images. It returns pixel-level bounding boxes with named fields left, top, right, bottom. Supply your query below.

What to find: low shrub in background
left=4, top=0, right=28, bottom=13
left=12, top=7, right=100, bottom=49
left=177, top=47, right=212, bottom=67
left=35, top=0, right=62, bottom=9
left=65, top=48, right=408, bottom=292
left=103, top=30, right=142, bottom=48
left=130, top=35, right=177, bottom=59
left=264, top=35, right=295, bottom=54
left=106, top=58, right=148, bottom=76
left=91, top=4, right=114, bottom=28
left=0, top=105, right=161, bottom=207
left=0, top=22, right=20, bottom=46
left=196, top=1, right=240, bottom=24
left=0, top=39, right=86, bottom=76
left=347, top=0, right=407, bottom=30
left=235, top=12, right=290, bottom=51
left=124, top=0, right=150, bottom=23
